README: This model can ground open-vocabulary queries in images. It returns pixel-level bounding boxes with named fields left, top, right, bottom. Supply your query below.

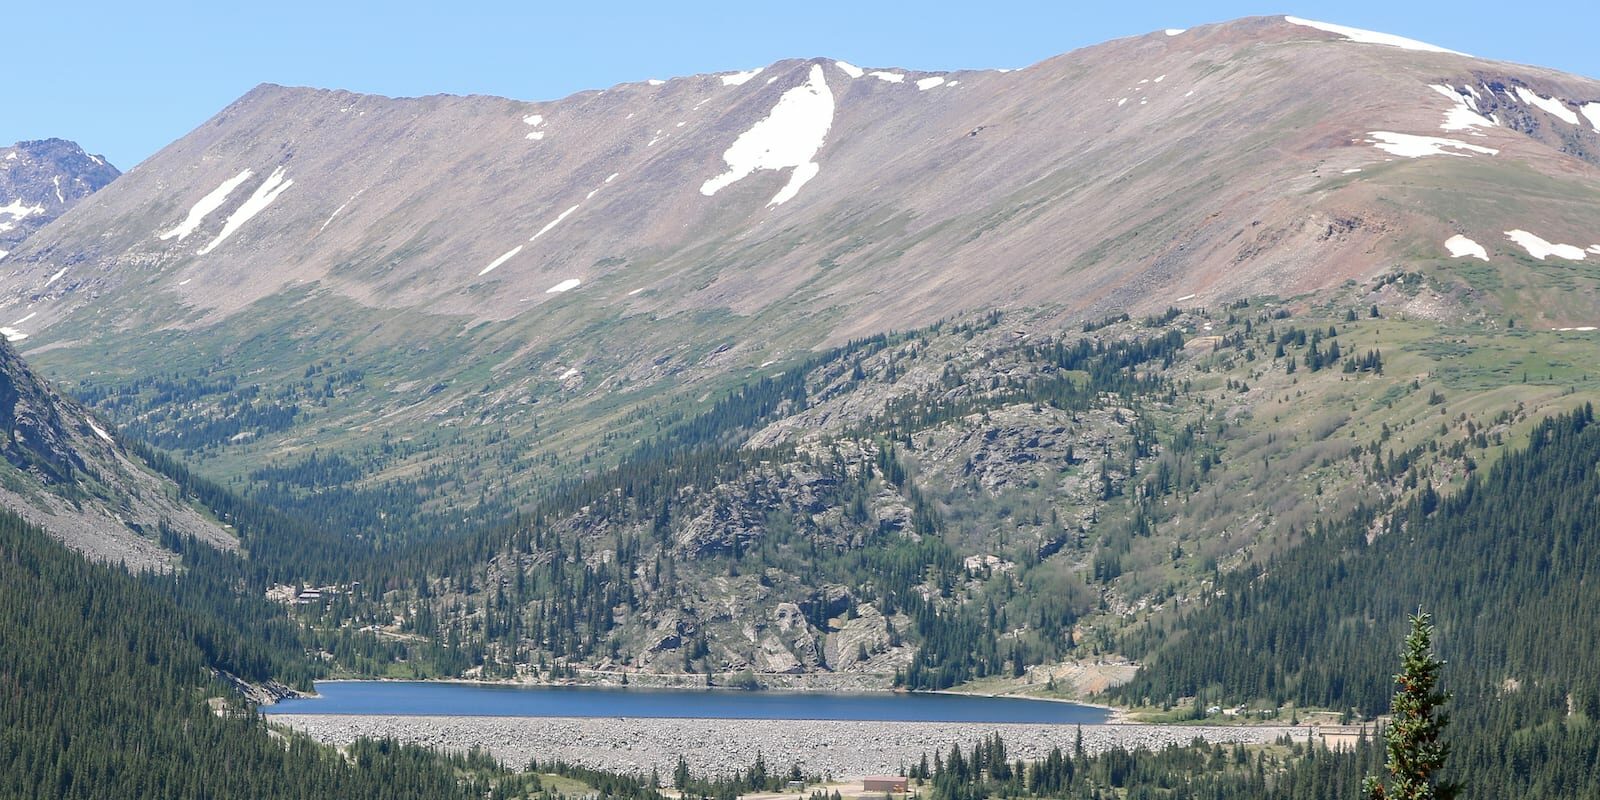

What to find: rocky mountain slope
left=4, top=17, right=1599, bottom=333
left=1, top=16, right=1599, bottom=677
left=0, top=139, right=119, bottom=256
left=0, top=16, right=1594, bottom=544
left=294, top=279, right=1597, bottom=686
left=0, top=339, right=233, bottom=569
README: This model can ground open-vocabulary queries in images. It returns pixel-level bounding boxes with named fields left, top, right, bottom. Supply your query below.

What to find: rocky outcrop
left=0, top=338, right=235, bottom=569
left=0, top=139, right=118, bottom=251
left=0, top=340, right=89, bottom=483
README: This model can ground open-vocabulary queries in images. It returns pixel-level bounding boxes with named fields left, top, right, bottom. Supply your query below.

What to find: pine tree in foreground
left=1365, top=611, right=1457, bottom=800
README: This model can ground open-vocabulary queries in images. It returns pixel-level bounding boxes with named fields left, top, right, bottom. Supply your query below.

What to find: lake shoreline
left=265, top=680, right=1113, bottom=725
left=926, top=689, right=1132, bottom=724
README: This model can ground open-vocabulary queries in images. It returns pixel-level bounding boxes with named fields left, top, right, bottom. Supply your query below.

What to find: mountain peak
left=0, top=138, right=119, bottom=252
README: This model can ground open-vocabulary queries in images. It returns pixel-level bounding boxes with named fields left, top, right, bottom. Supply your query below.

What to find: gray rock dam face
left=268, top=714, right=1309, bottom=778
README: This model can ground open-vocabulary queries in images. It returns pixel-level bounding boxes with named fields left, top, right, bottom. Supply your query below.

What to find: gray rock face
left=0, top=139, right=119, bottom=251
left=0, top=338, right=236, bottom=570
left=0, top=339, right=90, bottom=483
left=269, top=713, right=1311, bottom=778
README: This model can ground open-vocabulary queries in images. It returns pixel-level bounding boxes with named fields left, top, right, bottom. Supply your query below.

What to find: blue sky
left=5, top=1, right=1597, bottom=169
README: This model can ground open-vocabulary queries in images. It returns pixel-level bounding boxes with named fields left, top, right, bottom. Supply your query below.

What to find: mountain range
left=0, top=16, right=1596, bottom=553
left=2, top=14, right=1600, bottom=690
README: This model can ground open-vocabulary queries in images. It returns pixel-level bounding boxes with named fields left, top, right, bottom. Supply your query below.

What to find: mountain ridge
left=0, top=15, right=1595, bottom=551
left=0, top=14, right=1598, bottom=647
left=7, top=16, right=1598, bottom=335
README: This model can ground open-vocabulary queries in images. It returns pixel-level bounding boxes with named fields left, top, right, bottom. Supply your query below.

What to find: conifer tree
left=1365, top=612, right=1457, bottom=800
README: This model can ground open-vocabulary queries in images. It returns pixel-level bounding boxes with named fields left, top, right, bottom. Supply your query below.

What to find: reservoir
left=265, top=681, right=1111, bottom=724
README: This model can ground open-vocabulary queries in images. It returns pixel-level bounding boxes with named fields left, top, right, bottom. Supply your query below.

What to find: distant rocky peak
left=0, top=139, right=120, bottom=251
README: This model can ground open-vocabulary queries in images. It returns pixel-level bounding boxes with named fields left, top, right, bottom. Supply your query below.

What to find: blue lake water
left=265, top=681, right=1111, bottom=724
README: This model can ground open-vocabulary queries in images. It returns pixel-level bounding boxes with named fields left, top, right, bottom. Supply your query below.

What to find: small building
left=862, top=776, right=907, bottom=793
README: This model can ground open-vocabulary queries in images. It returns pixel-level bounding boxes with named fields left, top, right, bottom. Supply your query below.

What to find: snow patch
left=605, top=173, right=619, bottom=183
left=1342, top=168, right=1363, bottom=173
left=721, top=68, right=763, bottom=86
left=916, top=76, right=946, bottom=91
left=559, top=368, right=579, bottom=380
left=1589, top=245, right=1600, bottom=255
left=159, top=169, right=253, bottom=242
left=479, top=245, right=524, bottom=276
left=87, top=421, right=114, bottom=443
left=198, top=167, right=293, bottom=255
left=0, top=327, right=26, bottom=342
left=1283, top=16, right=1463, bottom=54
left=1117, top=98, right=1127, bottom=107
left=1164, top=28, right=1185, bottom=36
left=10, top=312, right=35, bottom=325
left=1582, top=103, right=1600, bottom=131
left=834, top=61, right=864, bottom=78
left=868, top=71, right=905, bottom=83
left=1505, top=230, right=1587, bottom=261
left=1367, top=132, right=1497, bottom=158
left=1153, top=74, right=1166, bottom=83
left=52, top=176, right=64, bottom=204
left=1429, top=84, right=1496, bottom=131
left=627, top=287, right=645, bottom=296
left=45, top=268, right=66, bottom=286
left=700, top=63, right=834, bottom=207
left=1513, top=87, right=1580, bottom=125
left=320, top=191, right=362, bottom=233
left=546, top=278, right=581, bottom=294
left=522, top=108, right=549, bottom=139
left=530, top=205, right=580, bottom=242
left=647, top=79, right=665, bottom=86
left=0, top=250, right=7, bottom=261
left=0, top=199, right=46, bottom=233
left=1445, top=234, right=1488, bottom=261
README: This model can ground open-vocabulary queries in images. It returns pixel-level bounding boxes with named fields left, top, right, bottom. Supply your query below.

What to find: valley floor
left=268, top=714, right=1306, bottom=778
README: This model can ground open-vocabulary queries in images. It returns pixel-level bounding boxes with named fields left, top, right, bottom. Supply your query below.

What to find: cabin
left=861, top=776, right=907, bottom=793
